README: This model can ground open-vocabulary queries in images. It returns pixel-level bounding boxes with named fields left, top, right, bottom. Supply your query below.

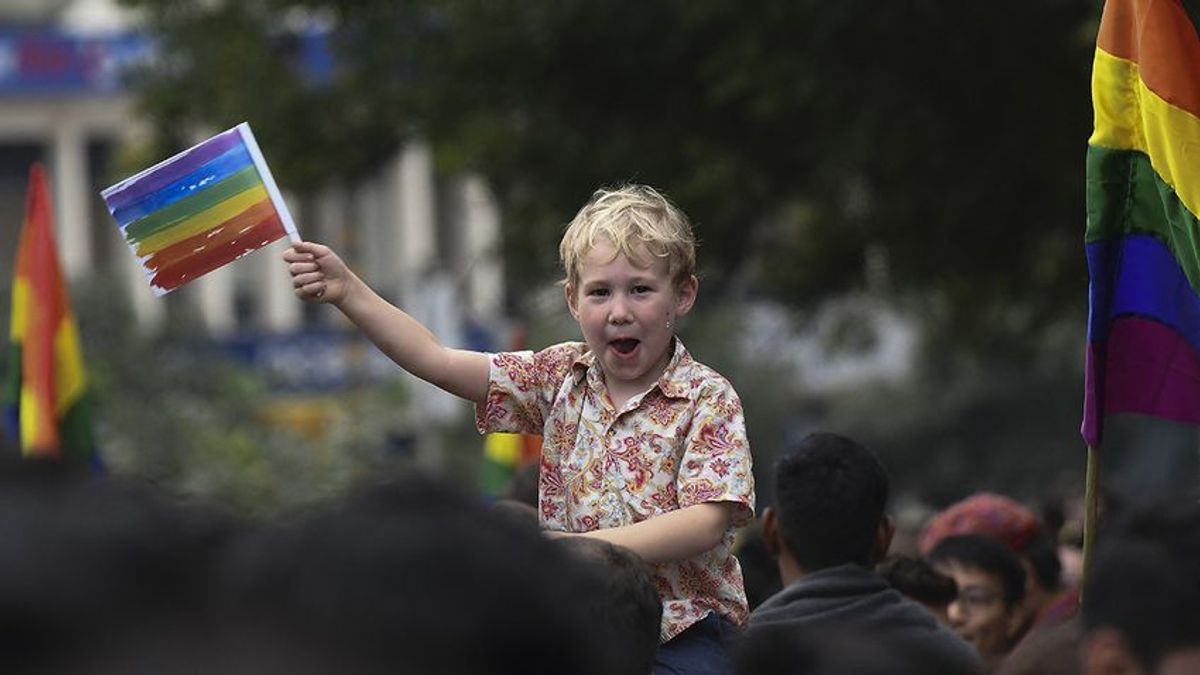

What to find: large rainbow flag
left=1082, top=0, right=1200, bottom=445
left=101, top=123, right=300, bottom=296
left=4, top=164, right=99, bottom=466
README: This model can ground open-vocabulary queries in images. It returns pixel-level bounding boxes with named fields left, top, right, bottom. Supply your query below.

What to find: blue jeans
left=654, top=613, right=735, bottom=675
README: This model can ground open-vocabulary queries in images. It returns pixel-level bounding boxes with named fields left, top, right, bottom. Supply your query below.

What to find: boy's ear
left=674, top=275, right=698, bottom=316
left=564, top=284, right=580, bottom=320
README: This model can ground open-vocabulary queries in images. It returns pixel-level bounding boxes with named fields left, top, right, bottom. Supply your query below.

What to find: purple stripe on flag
left=1083, top=316, right=1200, bottom=445
left=102, top=128, right=244, bottom=211
left=1083, top=233, right=1200, bottom=444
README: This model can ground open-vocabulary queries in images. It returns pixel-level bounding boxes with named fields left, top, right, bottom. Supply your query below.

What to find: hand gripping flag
left=101, top=122, right=300, bottom=295
left=4, top=163, right=100, bottom=467
left=1082, top=0, right=1200, bottom=445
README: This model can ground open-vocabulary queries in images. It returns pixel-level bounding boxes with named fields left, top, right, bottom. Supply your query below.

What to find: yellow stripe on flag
left=133, top=184, right=270, bottom=257
left=1091, top=47, right=1200, bottom=221
left=53, top=318, right=86, bottom=416
left=9, top=278, right=28, bottom=342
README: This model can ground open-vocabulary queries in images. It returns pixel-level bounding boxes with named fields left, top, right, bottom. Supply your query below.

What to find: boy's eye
left=587, top=288, right=610, bottom=298
left=632, top=285, right=652, bottom=294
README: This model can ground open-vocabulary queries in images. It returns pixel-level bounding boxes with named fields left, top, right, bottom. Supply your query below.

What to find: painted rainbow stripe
left=1082, top=0, right=1200, bottom=445
left=101, top=123, right=300, bottom=295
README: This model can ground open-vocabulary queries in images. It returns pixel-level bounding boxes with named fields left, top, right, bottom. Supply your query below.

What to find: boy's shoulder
left=666, top=342, right=741, bottom=399
left=530, top=341, right=589, bottom=367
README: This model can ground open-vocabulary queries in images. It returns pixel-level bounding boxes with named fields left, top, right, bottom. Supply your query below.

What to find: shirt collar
left=570, top=338, right=694, bottom=400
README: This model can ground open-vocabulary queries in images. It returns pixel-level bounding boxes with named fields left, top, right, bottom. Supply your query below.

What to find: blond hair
left=559, top=184, right=696, bottom=290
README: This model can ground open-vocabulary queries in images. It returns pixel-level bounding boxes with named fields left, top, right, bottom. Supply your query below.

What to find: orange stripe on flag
left=1096, top=0, right=1200, bottom=119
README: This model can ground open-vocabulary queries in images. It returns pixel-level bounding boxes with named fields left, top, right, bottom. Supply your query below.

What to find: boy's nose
left=607, top=297, right=632, bottom=324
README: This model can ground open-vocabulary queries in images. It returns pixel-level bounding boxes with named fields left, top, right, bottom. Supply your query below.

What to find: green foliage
left=110, top=0, right=1115, bottom=503
left=120, top=0, right=1098, bottom=353
left=64, top=274, right=417, bottom=517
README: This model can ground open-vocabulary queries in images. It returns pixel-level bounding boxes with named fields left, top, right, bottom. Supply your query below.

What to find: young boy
left=284, top=184, right=755, bottom=674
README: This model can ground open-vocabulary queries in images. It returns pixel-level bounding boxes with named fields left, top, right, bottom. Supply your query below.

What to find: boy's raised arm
left=284, top=241, right=491, bottom=404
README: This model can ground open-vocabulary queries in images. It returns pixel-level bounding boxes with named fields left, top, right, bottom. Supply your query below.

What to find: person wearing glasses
left=927, top=534, right=1028, bottom=671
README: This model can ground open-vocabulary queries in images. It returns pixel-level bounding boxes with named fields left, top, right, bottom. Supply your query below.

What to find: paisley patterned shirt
left=476, top=339, right=755, bottom=642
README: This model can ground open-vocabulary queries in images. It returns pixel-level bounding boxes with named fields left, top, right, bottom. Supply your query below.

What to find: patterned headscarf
left=919, top=492, right=1044, bottom=555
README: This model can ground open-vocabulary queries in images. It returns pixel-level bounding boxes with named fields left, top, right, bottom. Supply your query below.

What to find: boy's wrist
left=332, top=272, right=365, bottom=310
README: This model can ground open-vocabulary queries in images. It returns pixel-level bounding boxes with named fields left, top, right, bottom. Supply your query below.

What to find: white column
left=395, top=139, right=438, bottom=307
left=355, top=174, right=386, bottom=293
left=50, top=119, right=92, bottom=280
left=195, top=264, right=237, bottom=337
left=121, top=253, right=165, bottom=333
left=257, top=237, right=302, bottom=333
left=458, top=174, right=504, bottom=320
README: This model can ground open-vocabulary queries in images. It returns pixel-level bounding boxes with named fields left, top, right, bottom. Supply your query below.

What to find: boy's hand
left=284, top=241, right=352, bottom=305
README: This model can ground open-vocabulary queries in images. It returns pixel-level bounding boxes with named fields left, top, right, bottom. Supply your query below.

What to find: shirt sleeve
left=474, top=343, right=579, bottom=436
left=676, top=380, right=756, bottom=526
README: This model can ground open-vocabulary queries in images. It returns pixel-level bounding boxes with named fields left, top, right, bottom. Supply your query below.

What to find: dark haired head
left=878, top=555, right=957, bottom=608
left=927, top=535, right=1026, bottom=608
left=556, top=538, right=662, bottom=675
left=218, top=475, right=610, bottom=675
left=771, top=432, right=889, bottom=570
left=1083, top=495, right=1200, bottom=670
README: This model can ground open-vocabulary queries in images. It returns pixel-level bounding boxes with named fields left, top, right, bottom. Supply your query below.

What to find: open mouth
left=610, top=338, right=640, bottom=355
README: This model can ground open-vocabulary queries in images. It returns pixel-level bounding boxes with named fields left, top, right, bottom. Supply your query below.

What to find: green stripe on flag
left=1086, top=145, right=1200, bottom=297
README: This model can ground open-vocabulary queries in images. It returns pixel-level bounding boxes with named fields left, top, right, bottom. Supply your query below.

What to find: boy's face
left=566, top=239, right=696, bottom=402
left=936, top=560, right=1021, bottom=661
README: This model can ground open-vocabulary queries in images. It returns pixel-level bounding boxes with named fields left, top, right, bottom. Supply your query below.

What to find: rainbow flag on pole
left=1082, top=0, right=1200, bottom=445
left=101, top=122, right=300, bottom=296
left=4, top=164, right=99, bottom=466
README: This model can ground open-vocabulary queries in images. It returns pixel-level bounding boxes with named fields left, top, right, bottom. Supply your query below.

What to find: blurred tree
left=120, top=0, right=1098, bottom=355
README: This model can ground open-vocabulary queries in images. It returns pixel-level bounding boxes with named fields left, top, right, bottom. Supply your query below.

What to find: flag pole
left=1080, top=443, right=1101, bottom=608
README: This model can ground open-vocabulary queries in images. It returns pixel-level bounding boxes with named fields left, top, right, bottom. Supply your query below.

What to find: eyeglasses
left=955, top=587, right=1002, bottom=612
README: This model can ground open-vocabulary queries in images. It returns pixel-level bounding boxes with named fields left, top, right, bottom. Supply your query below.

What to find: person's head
left=763, top=432, right=892, bottom=579
left=556, top=537, right=662, bottom=675
left=0, top=461, right=236, bottom=673
left=560, top=185, right=699, bottom=397
left=217, top=475, right=609, bottom=675
left=920, top=492, right=1063, bottom=629
left=1082, top=495, right=1200, bottom=675
left=928, top=534, right=1027, bottom=663
left=877, top=555, right=958, bottom=625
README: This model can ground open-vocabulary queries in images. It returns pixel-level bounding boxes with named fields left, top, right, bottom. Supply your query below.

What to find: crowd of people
left=1, top=436, right=1197, bottom=674
left=5, top=183, right=1197, bottom=673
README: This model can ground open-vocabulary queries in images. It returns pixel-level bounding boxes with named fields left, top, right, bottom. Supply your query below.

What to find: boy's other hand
left=284, top=241, right=352, bottom=305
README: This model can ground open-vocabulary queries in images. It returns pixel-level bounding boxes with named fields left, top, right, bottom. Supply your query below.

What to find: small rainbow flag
left=1082, top=0, right=1200, bottom=445
left=4, top=163, right=99, bottom=467
left=101, top=123, right=300, bottom=296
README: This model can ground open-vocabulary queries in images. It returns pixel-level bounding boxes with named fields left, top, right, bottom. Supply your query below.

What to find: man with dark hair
left=748, top=432, right=980, bottom=674
left=928, top=534, right=1028, bottom=669
left=1081, top=495, right=1200, bottom=675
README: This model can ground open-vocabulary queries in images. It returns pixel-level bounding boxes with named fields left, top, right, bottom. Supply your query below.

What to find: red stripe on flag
left=150, top=213, right=286, bottom=292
